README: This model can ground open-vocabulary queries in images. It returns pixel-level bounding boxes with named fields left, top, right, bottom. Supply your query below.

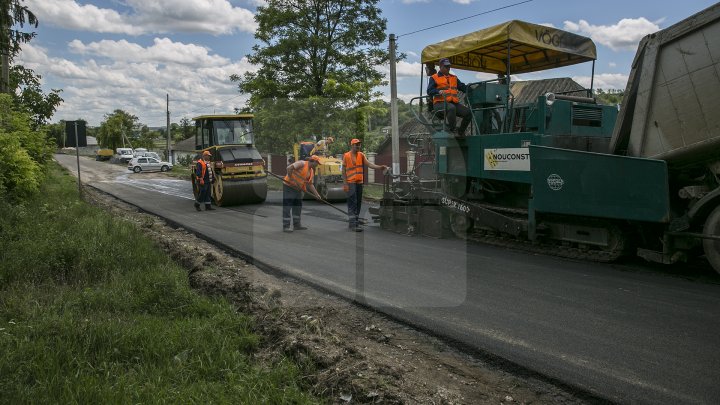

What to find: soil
left=70, top=156, right=596, bottom=404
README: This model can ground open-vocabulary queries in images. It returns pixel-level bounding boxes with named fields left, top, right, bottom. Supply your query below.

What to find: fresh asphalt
left=56, top=155, right=720, bottom=405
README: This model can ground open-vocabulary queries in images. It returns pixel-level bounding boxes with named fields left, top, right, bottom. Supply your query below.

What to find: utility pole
left=389, top=34, right=400, bottom=176
left=74, top=122, right=82, bottom=199
left=166, top=94, right=170, bottom=162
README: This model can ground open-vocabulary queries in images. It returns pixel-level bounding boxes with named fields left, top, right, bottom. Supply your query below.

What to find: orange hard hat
left=202, top=150, right=211, bottom=156
left=350, top=138, right=361, bottom=145
left=308, top=155, right=321, bottom=163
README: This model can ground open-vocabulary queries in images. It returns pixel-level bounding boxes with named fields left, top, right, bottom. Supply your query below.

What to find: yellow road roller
left=190, top=114, right=267, bottom=206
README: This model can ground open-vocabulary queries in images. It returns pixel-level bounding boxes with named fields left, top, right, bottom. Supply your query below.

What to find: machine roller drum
left=319, top=183, right=347, bottom=201
left=212, top=175, right=267, bottom=206
left=702, top=205, right=720, bottom=275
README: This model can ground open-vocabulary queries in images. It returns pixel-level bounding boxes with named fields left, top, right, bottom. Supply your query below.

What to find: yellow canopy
left=421, top=20, right=596, bottom=74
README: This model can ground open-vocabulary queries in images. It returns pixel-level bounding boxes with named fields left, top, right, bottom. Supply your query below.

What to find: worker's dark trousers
left=282, top=184, right=303, bottom=229
left=197, top=182, right=212, bottom=204
left=347, top=182, right=363, bottom=228
left=434, top=102, right=471, bottom=134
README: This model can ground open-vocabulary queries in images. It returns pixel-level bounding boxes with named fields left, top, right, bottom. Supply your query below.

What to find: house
left=171, top=137, right=197, bottom=165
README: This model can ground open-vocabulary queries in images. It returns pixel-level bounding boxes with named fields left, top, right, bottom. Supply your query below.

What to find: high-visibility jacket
left=196, top=159, right=214, bottom=184
left=283, top=161, right=314, bottom=191
left=431, top=73, right=459, bottom=104
left=343, top=151, right=365, bottom=184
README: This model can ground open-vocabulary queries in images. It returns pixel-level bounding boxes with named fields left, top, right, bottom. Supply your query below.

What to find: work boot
left=194, top=202, right=201, bottom=211
left=283, top=227, right=293, bottom=233
left=205, top=204, right=215, bottom=211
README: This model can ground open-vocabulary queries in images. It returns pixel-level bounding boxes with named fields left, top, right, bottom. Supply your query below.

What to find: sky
left=17, top=0, right=719, bottom=127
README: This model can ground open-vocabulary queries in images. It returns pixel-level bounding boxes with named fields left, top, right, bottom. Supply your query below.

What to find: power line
left=397, top=0, right=534, bottom=38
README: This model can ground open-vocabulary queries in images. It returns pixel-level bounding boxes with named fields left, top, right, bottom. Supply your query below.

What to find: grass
left=0, top=163, right=318, bottom=404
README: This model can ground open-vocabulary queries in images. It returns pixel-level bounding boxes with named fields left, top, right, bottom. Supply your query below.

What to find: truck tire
left=703, top=205, right=720, bottom=275
left=161, top=165, right=169, bottom=172
left=133, top=166, right=141, bottom=173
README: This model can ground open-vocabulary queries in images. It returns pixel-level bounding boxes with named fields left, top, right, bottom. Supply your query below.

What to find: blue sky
left=18, top=0, right=719, bottom=127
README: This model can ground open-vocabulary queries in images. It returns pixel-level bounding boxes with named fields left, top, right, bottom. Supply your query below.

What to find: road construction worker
left=283, top=155, right=322, bottom=232
left=194, top=150, right=215, bottom=211
left=310, top=136, right=334, bottom=156
left=343, top=138, right=387, bottom=232
left=427, top=57, right=471, bottom=136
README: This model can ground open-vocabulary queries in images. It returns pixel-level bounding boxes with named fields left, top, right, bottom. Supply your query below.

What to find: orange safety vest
left=431, top=73, right=459, bottom=104
left=283, top=161, right=314, bottom=191
left=197, top=159, right=211, bottom=183
left=343, top=151, right=365, bottom=184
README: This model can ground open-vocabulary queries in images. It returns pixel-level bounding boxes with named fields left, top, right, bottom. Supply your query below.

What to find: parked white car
left=127, top=157, right=173, bottom=173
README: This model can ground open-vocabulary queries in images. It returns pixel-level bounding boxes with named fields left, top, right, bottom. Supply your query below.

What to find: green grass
left=0, top=163, right=318, bottom=404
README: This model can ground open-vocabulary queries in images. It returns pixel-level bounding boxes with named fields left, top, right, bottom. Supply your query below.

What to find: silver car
left=127, top=157, right=173, bottom=173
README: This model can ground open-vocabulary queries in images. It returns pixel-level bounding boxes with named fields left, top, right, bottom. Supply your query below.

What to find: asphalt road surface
left=56, top=154, right=720, bottom=405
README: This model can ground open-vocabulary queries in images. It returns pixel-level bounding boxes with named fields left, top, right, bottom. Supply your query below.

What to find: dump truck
left=190, top=114, right=267, bottom=205
left=375, top=4, right=720, bottom=274
left=95, top=148, right=113, bottom=161
left=294, top=139, right=346, bottom=201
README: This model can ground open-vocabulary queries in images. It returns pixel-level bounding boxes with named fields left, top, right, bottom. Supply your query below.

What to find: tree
left=179, top=117, right=193, bottom=140
left=9, top=65, right=62, bottom=128
left=0, top=0, right=38, bottom=93
left=97, top=110, right=138, bottom=151
left=231, top=0, right=389, bottom=152
left=594, top=88, right=624, bottom=106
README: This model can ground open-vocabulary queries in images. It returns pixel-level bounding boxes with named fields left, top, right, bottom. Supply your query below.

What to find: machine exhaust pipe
left=545, top=92, right=596, bottom=105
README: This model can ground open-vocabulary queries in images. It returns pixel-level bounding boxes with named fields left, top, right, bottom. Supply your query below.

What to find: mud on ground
left=83, top=185, right=595, bottom=405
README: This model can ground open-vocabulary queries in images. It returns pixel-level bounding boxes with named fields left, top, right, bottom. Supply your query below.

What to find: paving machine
left=191, top=114, right=267, bottom=205
left=375, top=4, right=720, bottom=274
left=294, top=139, right=346, bottom=201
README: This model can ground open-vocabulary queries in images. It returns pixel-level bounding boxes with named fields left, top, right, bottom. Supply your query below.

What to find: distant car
left=127, top=157, right=173, bottom=173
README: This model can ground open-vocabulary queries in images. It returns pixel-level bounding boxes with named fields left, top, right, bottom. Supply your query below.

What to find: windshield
left=214, top=119, right=254, bottom=145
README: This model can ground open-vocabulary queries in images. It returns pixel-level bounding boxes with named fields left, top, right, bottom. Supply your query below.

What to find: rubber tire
left=133, top=166, right=141, bottom=173
left=161, top=165, right=169, bottom=172
left=703, top=205, right=720, bottom=275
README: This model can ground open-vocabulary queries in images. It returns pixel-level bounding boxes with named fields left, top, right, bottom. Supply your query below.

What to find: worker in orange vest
left=282, top=155, right=322, bottom=232
left=194, top=150, right=215, bottom=211
left=427, top=57, right=470, bottom=136
left=342, top=138, right=387, bottom=232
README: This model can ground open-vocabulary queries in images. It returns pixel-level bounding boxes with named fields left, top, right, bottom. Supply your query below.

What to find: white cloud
left=17, top=40, right=256, bottom=126
left=377, top=61, right=423, bottom=78
left=563, top=18, right=660, bottom=51
left=27, top=0, right=257, bottom=35
left=68, top=38, right=230, bottom=66
left=609, top=62, right=617, bottom=68
left=573, top=73, right=628, bottom=90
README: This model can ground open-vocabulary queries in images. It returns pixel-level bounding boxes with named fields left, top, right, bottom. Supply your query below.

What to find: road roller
left=190, top=114, right=267, bottom=206
left=294, top=139, right=346, bottom=201
left=375, top=4, right=720, bottom=274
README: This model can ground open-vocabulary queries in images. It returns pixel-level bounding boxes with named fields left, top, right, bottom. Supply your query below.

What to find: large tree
left=96, top=110, right=138, bottom=151
left=231, top=0, right=388, bottom=153
left=0, top=0, right=38, bottom=93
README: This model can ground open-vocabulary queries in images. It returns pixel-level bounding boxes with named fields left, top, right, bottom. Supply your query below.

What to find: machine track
left=464, top=225, right=626, bottom=263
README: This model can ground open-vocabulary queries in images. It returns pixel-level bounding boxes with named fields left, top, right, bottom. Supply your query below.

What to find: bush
left=0, top=94, right=53, bottom=202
